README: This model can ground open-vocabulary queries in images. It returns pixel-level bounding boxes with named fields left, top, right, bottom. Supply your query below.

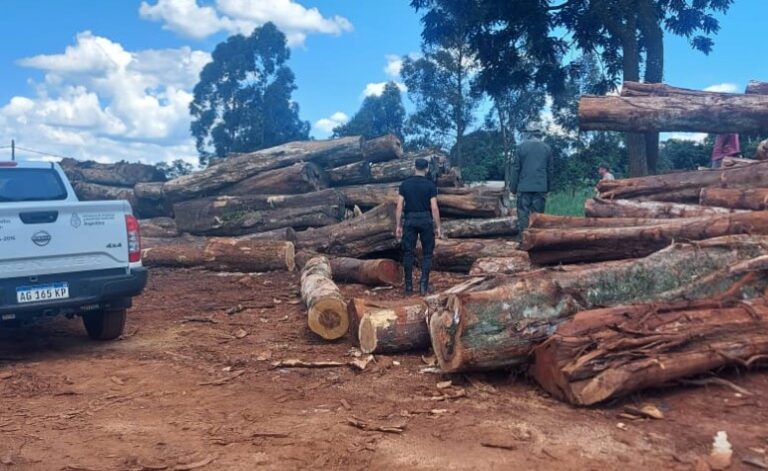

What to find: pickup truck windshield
left=0, top=168, right=68, bottom=202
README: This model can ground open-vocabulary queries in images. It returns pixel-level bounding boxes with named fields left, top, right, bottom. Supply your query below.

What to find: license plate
left=16, top=283, right=70, bottom=304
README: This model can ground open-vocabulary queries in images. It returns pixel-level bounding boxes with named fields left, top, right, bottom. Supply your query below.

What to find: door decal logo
left=31, top=231, right=51, bottom=246
left=71, top=213, right=82, bottom=228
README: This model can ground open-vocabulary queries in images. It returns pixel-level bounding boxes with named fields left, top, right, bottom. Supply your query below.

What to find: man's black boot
left=404, top=281, right=413, bottom=295
left=419, top=275, right=430, bottom=295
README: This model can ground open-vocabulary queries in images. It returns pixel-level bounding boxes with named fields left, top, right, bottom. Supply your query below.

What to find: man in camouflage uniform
left=508, top=124, right=554, bottom=235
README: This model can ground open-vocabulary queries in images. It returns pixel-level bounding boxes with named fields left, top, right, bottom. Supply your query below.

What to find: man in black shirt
left=395, top=158, right=443, bottom=295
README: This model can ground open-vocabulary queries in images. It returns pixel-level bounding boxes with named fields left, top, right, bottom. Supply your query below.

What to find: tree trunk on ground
left=301, top=256, right=348, bottom=340
left=469, top=256, right=531, bottom=276
left=584, top=198, right=738, bottom=219
left=429, top=235, right=768, bottom=373
left=442, top=216, right=518, bottom=238
left=700, top=188, right=768, bottom=210
left=238, top=227, right=298, bottom=243
left=426, top=238, right=524, bottom=272
left=139, top=217, right=178, bottom=238
left=134, top=182, right=165, bottom=200
left=294, top=203, right=398, bottom=258
left=60, top=158, right=165, bottom=187
left=328, top=257, right=402, bottom=287
left=532, top=297, right=768, bottom=406
left=746, top=80, right=768, bottom=95
left=579, top=94, right=768, bottom=133
left=522, top=211, right=768, bottom=265
left=173, top=189, right=346, bottom=236
left=597, top=161, right=768, bottom=200
left=633, top=187, right=701, bottom=204
left=142, top=238, right=295, bottom=272
left=163, top=135, right=402, bottom=202
left=528, top=213, right=699, bottom=229
left=337, top=183, right=399, bottom=208
left=220, top=162, right=328, bottom=195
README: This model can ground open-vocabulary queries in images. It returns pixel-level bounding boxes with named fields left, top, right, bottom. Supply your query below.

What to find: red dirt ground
left=0, top=268, right=766, bottom=470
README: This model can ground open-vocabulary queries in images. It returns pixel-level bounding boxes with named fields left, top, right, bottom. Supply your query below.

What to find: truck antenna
left=11, top=139, right=15, bottom=161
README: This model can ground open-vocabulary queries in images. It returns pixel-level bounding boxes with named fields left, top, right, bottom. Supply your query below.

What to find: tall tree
left=332, top=82, right=406, bottom=141
left=411, top=0, right=734, bottom=176
left=190, top=22, right=310, bottom=166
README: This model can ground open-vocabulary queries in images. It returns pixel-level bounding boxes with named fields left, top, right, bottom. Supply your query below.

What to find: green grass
left=545, top=187, right=594, bottom=216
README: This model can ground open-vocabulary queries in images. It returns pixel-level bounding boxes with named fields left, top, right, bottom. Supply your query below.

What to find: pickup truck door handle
left=19, top=211, right=59, bottom=224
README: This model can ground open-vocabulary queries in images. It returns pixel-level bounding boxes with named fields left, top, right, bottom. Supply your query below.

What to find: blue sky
left=0, top=0, right=765, bottom=165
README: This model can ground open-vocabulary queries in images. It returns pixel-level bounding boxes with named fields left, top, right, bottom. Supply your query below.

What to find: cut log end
left=309, top=299, right=348, bottom=340
left=429, top=308, right=465, bottom=373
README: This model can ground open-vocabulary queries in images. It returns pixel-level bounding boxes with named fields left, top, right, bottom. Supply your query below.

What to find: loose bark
left=173, top=189, right=346, bottom=236
left=163, top=136, right=401, bottom=202
left=585, top=198, right=738, bottom=219
left=700, top=187, right=768, bottom=210
left=579, top=94, right=768, bottom=132
left=746, top=80, right=768, bottom=95
left=294, top=203, right=398, bottom=258
left=139, top=217, right=179, bottom=238
left=301, top=256, right=348, bottom=340
left=532, top=297, right=768, bottom=406
left=427, top=239, right=524, bottom=272
left=142, top=238, right=295, bottom=272
left=442, top=216, right=518, bottom=238
left=469, top=256, right=531, bottom=276
left=220, top=162, right=328, bottom=195
left=328, top=257, right=403, bottom=287
left=60, top=158, right=165, bottom=187
left=429, top=235, right=768, bottom=373
left=523, top=211, right=768, bottom=265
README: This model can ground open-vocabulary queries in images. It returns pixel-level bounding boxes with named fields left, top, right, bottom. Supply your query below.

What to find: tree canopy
left=190, top=22, right=310, bottom=166
left=332, top=82, right=406, bottom=141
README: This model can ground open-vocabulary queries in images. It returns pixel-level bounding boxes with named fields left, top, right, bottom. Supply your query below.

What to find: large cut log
left=579, top=94, right=768, bottom=132
left=142, top=238, right=295, bottom=272
left=700, top=187, right=768, bottom=210
left=328, top=257, right=402, bottom=287
left=436, top=168, right=462, bottom=187
left=633, top=187, right=701, bottom=204
left=163, top=135, right=402, bottom=202
left=522, top=211, right=768, bottom=265
left=326, top=161, right=371, bottom=186
left=746, top=80, right=768, bottom=95
left=219, top=162, right=328, bottom=195
left=134, top=182, right=165, bottom=200
left=532, top=297, right=768, bottom=406
left=620, top=81, right=739, bottom=98
left=139, top=217, right=179, bottom=238
left=301, top=256, right=348, bottom=340
left=72, top=181, right=169, bottom=219
left=528, top=213, right=697, bottom=229
left=347, top=277, right=493, bottom=353
left=598, top=161, right=768, bottom=200
left=173, top=189, right=346, bottom=236
left=327, top=156, right=440, bottom=187
left=238, top=227, right=297, bottom=243
left=60, top=158, right=165, bottom=187
left=294, top=203, right=398, bottom=258
left=469, top=257, right=531, bottom=275
left=584, top=198, right=738, bottom=219
left=337, top=183, right=399, bottom=208
left=427, top=239, right=524, bottom=272
left=442, top=217, right=518, bottom=238
left=429, top=235, right=768, bottom=373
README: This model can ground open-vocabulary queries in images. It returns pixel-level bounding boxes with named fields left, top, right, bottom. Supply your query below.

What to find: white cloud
left=384, top=54, right=403, bottom=78
left=1, top=31, right=210, bottom=165
left=663, top=132, right=709, bottom=143
left=139, top=0, right=353, bottom=46
left=704, top=83, right=739, bottom=93
left=313, top=111, right=349, bottom=135
left=362, top=81, right=407, bottom=98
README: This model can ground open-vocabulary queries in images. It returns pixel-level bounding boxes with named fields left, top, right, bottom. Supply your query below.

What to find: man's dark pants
left=517, top=192, right=547, bottom=234
left=402, top=212, right=435, bottom=289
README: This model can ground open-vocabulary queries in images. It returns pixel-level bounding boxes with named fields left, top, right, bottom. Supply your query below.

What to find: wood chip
left=174, top=454, right=217, bottom=470
left=233, top=329, right=248, bottom=339
left=346, top=417, right=406, bottom=434
left=198, top=370, right=245, bottom=386
left=624, top=404, right=664, bottom=420
left=436, top=380, right=453, bottom=389
left=181, top=316, right=218, bottom=324
left=225, top=304, right=245, bottom=315
left=340, top=399, right=352, bottom=410
left=0, top=372, right=14, bottom=380
left=110, top=376, right=125, bottom=386
left=349, top=355, right=374, bottom=371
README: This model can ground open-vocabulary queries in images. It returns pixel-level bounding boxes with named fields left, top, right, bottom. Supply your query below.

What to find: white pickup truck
left=0, top=159, right=147, bottom=340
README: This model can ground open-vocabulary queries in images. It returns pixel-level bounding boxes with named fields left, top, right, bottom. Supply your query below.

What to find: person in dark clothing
left=508, top=124, right=554, bottom=235
left=395, top=158, right=443, bottom=295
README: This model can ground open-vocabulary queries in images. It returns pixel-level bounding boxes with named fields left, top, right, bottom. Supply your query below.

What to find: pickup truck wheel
left=83, top=309, right=126, bottom=340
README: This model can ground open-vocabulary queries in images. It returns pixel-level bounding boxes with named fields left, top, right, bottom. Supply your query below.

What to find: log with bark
left=522, top=211, right=768, bottom=265
left=173, top=189, right=346, bottom=236
left=60, top=158, right=165, bottom=187
left=142, top=238, right=295, bottom=272
left=597, top=160, right=768, bottom=200
left=301, top=256, right=348, bottom=340
left=528, top=213, right=696, bottom=229
left=579, top=93, right=768, bottom=132
left=72, top=181, right=171, bottom=219
left=436, top=168, right=462, bottom=187
left=442, top=216, right=518, bottom=238
left=700, top=187, right=768, bottom=210
left=584, top=198, right=738, bottom=219
left=721, top=156, right=758, bottom=168
left=429, top=235, right=768, bottom=373
left=328, top=257, right=402, bottom=287
left=327, top=155, right=441, bottom=187
left=746, top=80, right=768, bottom=95
left=294, top=202, right=398, bottom=258
left=139, top=217, right=179, bottom=238
left=219, top=162, right=328, bottom=195
left=238, top=227, right=298, bottom=243
left=469, top=256, right=531, bottom=276
left=426, top=239, right=524, bottom=272
left=532, top=297, right=768, bottom=406
left=163, top=135, right=402, bottom=202
left=633, top=187, right=702, bottom=204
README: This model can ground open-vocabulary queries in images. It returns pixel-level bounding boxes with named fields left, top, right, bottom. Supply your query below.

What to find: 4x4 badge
left=31, top=231, right=51, bottom=247
left=71, top=213, right=82, bottom=228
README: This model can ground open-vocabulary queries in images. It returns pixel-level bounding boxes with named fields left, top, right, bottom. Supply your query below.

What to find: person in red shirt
left=711, top=133, right=741, bottom=169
